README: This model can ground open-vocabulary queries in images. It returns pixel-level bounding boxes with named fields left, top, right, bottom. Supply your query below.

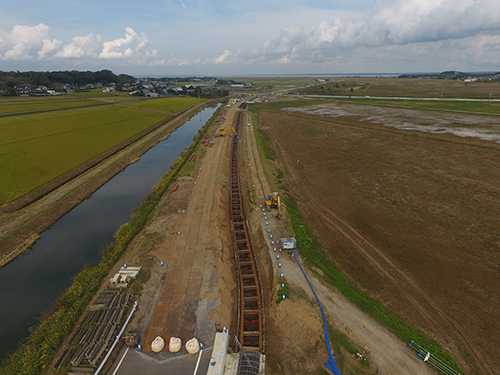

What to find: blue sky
left=1, top=0, right=499, bottom=76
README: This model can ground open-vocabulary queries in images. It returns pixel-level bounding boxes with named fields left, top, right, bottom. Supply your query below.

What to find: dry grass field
left=255, top=100, right=500, bottom=375
left=232, top=75, right=498, bottom=101
left=295, top=77, right=500, bottom=100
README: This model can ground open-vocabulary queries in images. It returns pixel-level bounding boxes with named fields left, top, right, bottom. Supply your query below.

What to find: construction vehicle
left=217, top=127, right=236, bottom=136
left=265, top=192, right=281, bottom=218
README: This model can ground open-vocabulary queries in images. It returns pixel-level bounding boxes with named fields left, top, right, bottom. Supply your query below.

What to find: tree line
left=0, top=69, right=136, bottom=90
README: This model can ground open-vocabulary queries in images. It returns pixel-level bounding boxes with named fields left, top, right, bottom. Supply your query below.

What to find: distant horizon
left=4, top=69, right=500, bottom=79
left=136, top=71, right=500, bottom=79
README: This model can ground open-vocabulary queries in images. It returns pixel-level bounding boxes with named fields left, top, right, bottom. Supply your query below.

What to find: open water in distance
left=0, top=104, right=219, bottom=362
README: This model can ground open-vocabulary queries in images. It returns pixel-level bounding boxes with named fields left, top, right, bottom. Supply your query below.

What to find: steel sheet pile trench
left=230, top=111, right=264, bottom=352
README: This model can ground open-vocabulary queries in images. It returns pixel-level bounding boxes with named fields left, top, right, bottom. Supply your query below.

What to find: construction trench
left=230, top=110, right=265, bottom=353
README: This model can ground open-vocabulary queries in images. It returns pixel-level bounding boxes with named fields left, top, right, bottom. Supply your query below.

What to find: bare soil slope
left=256, top=102, right=500, bottom=375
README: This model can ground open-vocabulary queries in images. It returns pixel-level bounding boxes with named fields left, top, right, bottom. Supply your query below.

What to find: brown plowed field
left=256, top=101, right=500, bottom=375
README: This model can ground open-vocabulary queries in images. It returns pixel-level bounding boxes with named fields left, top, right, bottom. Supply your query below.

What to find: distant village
left=0, top=70, right=254, bottom=98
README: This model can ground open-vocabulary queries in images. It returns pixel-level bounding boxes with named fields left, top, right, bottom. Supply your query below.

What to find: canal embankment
left=0, top=103, right=223, bottom=373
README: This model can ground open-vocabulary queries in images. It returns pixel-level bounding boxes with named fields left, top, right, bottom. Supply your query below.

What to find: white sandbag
left=169, top=337, right=182, bottom=353
left=151, top=336, right=165, bottom=353
left=185, top=337, right=200, bottom=354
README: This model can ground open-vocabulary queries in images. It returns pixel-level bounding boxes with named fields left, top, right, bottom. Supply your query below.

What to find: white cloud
left=214, top=49, right=232, bottom=64
left=99, top=27, right=148, bottom=59
left=54, top=34, right=101, bottom=58
left=37, top=38, right=63, bottom=59
left=1, top=23, right=51, bottom=60
left=136, top=32, right=148, bottom=51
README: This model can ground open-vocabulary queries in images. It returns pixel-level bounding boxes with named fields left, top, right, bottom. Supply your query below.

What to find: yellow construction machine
left=265, top=192, right=281, bottom=218
left=217, top=127, right=236, bottom=136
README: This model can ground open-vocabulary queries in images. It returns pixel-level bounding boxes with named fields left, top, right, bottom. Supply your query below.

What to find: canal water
left=0, top=104, right=219, bottom=362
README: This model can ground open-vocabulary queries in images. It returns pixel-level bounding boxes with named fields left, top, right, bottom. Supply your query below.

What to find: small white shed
left=280, top=237, right=297, bottom=250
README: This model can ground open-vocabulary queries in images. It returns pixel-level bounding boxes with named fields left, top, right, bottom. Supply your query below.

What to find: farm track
left=269, top=110, right=493, bottom=375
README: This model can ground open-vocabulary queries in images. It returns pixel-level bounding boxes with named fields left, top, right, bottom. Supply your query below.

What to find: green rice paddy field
left=0, top=96, right=199, bottom=204
left=123, top=97, right=204, bottom=112
left=0, top=98, right=102, bottom=114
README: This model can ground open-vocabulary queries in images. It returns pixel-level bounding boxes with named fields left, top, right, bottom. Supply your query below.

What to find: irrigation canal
left=0, top=104, right=220, bottom=362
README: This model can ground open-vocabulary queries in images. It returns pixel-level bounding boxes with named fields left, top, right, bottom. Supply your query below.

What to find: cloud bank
left=250, top=0, right=500, bottom=66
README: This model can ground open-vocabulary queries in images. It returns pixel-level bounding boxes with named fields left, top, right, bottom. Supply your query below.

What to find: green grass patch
left=72, top=90, right=130, bottom=98
left=123, top=97, right=205, bottom=113
left=251, top=109, right=276, bottom=161
left=0, top=103, right=222, bottom=375
left=0, top=105, right=167, bottom=204
left=276, top=281, right=290, bottom=304
left=265, top=356, right=285, bottom=375
left=328, top=326, right=372, bottom=374
left=129, top=268, right=151, bottom=296
left=257, top=99, right=328, bottom=111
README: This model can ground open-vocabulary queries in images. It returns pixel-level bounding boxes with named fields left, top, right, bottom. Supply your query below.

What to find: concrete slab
left=109, top=345, right=211, bottom=375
